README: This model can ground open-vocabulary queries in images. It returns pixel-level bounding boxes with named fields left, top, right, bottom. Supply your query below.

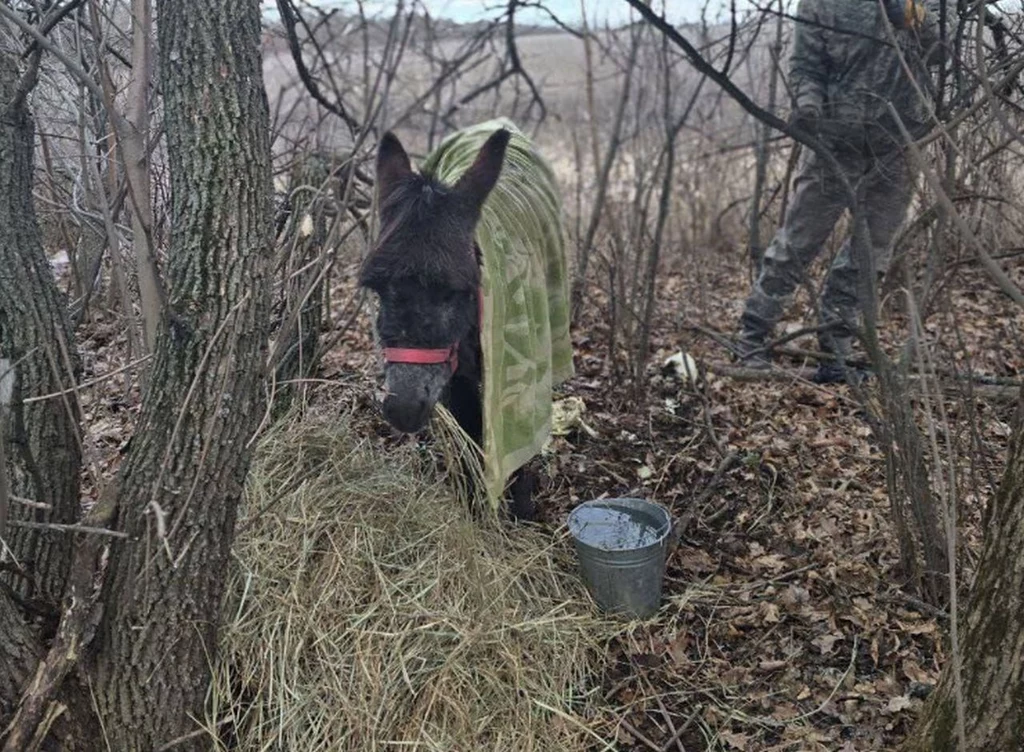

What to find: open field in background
left=262, top=22, right=769, bottom=167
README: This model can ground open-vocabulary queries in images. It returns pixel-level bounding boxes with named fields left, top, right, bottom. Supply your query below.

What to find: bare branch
left=276, top=0, right=364, bottom=135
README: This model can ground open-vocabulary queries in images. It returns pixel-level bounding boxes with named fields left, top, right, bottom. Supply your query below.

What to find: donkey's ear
left=453, top=128, right=511, bottom=215
left=377, top=131, right=413, bottom=204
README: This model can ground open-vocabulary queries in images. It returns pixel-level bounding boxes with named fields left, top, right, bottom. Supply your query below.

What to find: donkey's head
left=361, top=128, right=510, bottom=433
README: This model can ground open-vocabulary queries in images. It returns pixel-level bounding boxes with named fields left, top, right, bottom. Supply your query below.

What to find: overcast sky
left=262, top=0, right=761, bottom=27
left=263, top=0, right=1021, bottom=27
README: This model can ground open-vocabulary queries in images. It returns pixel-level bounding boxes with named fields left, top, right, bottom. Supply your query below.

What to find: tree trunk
left=91, top=0, right=273, bottom=748
left=0, top=47, right=82, bottom=609
left=0, top=591, right=41, bottom=721
left=125, top=0, right=162, bottom=354
left=747, top=0, right=783, bottom=273
left=903, top=389, right=1024, bottom=750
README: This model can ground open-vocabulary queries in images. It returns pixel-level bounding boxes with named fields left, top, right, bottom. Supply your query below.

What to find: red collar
left=384, top=343, right=459, bottom=372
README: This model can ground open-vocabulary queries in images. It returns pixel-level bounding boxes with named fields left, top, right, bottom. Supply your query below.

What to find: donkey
left=360, top=128, right=537, bottom=519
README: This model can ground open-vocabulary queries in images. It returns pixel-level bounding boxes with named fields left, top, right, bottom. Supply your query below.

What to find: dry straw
left=206, top=406, right=615, bottom=751
left=431, top=403, right=489, bottom=512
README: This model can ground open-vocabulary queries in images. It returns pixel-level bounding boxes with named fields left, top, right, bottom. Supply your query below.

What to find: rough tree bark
left=90, top=0, right=273, bottom=748
left=902, top=388, right=1024, bottom=751
left=0, top=594, right=41, bottom=722
left=0, top=46, right=81, bottom=609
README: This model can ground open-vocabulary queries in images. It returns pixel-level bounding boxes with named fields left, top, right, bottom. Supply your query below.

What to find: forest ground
left=64, top=240, right=1024, bottom=750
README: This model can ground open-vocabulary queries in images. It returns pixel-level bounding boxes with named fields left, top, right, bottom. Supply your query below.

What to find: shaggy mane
left=361, top=170, right=480, bottom=291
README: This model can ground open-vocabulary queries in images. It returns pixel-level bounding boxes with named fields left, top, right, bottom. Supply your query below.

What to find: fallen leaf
left=902, top=659, right=935, bottom=685
left=884, top=695, right=913, bottom=714
left=812, top=633, right=842, bottom=655
left=760, top=602, right=782, bottom=624
left=719, top=730, right=749, bottom=750
left=753, top=553, right=788, bottom=573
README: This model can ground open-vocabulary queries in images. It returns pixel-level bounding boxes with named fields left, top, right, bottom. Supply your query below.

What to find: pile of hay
left=207, top=407, right=614, bottom=751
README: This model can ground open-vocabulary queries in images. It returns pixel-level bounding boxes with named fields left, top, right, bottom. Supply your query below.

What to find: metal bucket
left=567, top=498, right=672, bottom=619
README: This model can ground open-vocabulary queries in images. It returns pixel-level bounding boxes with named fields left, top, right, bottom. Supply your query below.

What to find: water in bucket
left=567, top=504, right=665, bottom=550
left=567, top=498, right=672, bottom=619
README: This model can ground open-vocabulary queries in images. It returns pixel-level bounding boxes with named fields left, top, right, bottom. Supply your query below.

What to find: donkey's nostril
left=382, top=394, right=432, bottom=434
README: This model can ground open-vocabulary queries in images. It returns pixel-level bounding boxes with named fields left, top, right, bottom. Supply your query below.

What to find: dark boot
left=813, top=336, right=867, bottom=385
left=733, top=329, right=771, bottom=369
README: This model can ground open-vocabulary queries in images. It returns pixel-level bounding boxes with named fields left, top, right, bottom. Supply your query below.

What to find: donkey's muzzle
left=382, top=394, right=433, bottom=433
left=381, top=362, right=449, bottom=434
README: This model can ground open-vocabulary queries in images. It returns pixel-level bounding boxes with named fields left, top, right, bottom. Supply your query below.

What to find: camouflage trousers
left=739, top=145, right=917, bottom=355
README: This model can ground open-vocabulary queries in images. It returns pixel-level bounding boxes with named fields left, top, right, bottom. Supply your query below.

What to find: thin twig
left=9, top=495, right=53, bottom=510
left=0, top=2, right=129, bottom=133
left=9, top=520, right=128, bottom=539
left=652, top=689, right=687, bottom=752
left=620, top=718, right=662, bottom=751
left=153, top=720, right=230, bottom=752
left=275, top=0, right=362, bottom=134
left=531, top=699, right=616, bottom=751
left=891, top=102, right=1024, bottom=309
left=22, top=355, right=152, bottom=405
left=661, top=703, right=703, bottom=752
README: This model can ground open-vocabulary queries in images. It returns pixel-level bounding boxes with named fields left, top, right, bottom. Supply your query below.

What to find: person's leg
left=738, top=149, right=848, bottom=364
left=817, top=150, right=917, bottom=380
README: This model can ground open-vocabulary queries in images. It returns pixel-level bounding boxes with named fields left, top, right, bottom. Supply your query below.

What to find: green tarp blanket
left=422, top=119, right=573, bottom=508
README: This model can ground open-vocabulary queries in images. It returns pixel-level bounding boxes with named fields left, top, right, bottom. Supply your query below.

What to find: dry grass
left=432, top=403, right=489, bottom=512
left=205, top=405, right=615, bottom=751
